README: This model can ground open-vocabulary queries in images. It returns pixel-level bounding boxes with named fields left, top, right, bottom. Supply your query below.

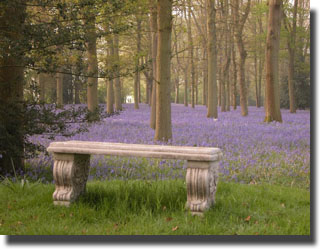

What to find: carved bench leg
left=52, top=153, right=90, bottom=206
left=185, top=161, right=219, bottom=215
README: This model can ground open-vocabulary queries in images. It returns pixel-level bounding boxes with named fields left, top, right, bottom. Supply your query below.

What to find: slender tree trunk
left=38, top=73, right=45, bottom=102
left=56, top=72, right=64, bottom=107
left=106, top=78, right=114, bottom=115
left=134, top=17, right=141, bottom=109
left=114, top=33, right=122, bottom=111
left=74, top=54, right=82, bottom=104
left=232, top=45, right=237, bottom=110
left=187, top=0, right=195, bottom=108
left=86, top=15, right=99, bottom=113
left=265, top=0, right=282, bottom=122
left=175, top=75, right=180, bottom=103
left=257, top=9, right=264, bottom=108
left=74, top=74, right=81, bottom=104
left=184, top=68, right=188, bottom=106
left=195, top=69, right=199, bottom=105
left=233, top=0, right=250, bottom=116
left=206, top=0, right=218, bottom=119
left=150, top=0, right=157, bottom=129
left=106, top=44, right=114, bottom=115
left=202, top=49, right=208, bottom=106
left=258, top=56, right=263, bottom=107
left=286, top=0, right=298, bottom=113
left=154, top=0, right=173, bottom=141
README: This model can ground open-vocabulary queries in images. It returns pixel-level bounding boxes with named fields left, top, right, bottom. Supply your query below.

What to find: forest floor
left=0, top=104, right=311, bottom=235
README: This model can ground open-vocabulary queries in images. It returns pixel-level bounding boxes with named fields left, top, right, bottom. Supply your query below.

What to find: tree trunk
left=233, top=0, right=250, bottom=116
left=175, top=76, right=180, bottom=103
left=286, top=0, right=298, bottom=113
left=184, top=68, right=189, bottom=107
left=86, top=15, right=99, bottom=113
left=265, top=0, right=282, bottom=122
left=114, top=33, right=122, bottom=111
left=38, top=73, right=45, bottom=103
left=150, top=0, right=157, bottom=129
left=56, top=72, right=64, bottom=108
left=187, top=0, right=195, bottom=109
left=0, top=0, right=26, bottom=174
left=134, top=17, right=141, bottom=109
left=106, top=78, right=114, bottom=115
left=74, top=74, right=81, bottom=104
left=154, top=0, right=173, bottom=141
left=202, top=49, right=208, bottom=106
left=206, top=0, right=218, bottom=119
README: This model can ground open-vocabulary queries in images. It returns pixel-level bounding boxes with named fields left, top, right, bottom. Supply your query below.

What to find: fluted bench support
left=52, top=153, right=90, bottom=206
left=185, top=161, right=219, bottom=215
left=48, top=141, right=222, bottom=215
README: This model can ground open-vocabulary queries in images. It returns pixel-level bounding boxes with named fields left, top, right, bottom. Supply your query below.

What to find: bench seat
left=47, top=141, right=222, bottom=215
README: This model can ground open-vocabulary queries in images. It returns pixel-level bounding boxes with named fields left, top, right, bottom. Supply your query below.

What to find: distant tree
left=134, top=14, right=142, bottom=109
left=186, top=0, right=195, bottom=108
left=150, top=0, right=157, bottom=130
left=85, top=11, right=99, bottom=113
left=265, top=0, right=282, bottom=122
left=154, top=0, right=173, bottom=141
left=113, top=33, right=123, bottom=111
left=283, top=0, right=298, bottom=113
left=233, top=0, right=251, bottom=116
left=206, top=0, right=218, bottom=119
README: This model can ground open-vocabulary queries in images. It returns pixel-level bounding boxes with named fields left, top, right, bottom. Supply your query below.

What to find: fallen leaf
left=172, top=226, right=179, bottom=231
left=255, top=221, right=259, bottom=225
left=162, top=206, right=167, bottom=211
left=17, top=221, right=23, bottom=226
left=281, top=203, right=285, bottom=208
left=245, top=216, right=251, bottom=222
left=70, top=213, right=74, bottom=217
left=255, top=232, right=259, bottom=235
left=81, top=229, right=87, bottom=234
left=166, top=217, right=173, bottom=222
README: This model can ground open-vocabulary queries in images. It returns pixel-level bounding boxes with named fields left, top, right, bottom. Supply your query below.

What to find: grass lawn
left=0, top=179, right=310, bottom=235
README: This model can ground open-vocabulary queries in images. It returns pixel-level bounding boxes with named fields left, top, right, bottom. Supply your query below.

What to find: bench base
left=52, top=154, right=219, bottom=215
left=52, top=153, right=90, bottom=205
left=185, top=161, right=219, bottom=214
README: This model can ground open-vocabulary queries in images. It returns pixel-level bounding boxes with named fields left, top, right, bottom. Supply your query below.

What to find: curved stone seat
left=47, top=140, right=222, bottom=215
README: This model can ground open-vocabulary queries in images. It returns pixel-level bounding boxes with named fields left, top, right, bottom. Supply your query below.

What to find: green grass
left=0, top=180, right=310, bottom=235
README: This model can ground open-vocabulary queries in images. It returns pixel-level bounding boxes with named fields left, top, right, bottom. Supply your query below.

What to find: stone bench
left=47, top=141, right=222, bottom=215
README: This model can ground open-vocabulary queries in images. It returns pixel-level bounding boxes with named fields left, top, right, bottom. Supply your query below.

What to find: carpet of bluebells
left=26, top=104, right=310, bottom=189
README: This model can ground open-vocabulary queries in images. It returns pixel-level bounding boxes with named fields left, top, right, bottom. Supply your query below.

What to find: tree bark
left=134, top=16, right=142, bottom=109
left=56, top=72, right=64, bottom=107
left=150, top=0, right=157, bottom=129
left=265, top=0, right=282, bottom=122
left=0, top=0, right=26, bottom=174
left=38, top=73, right=45, bottom=103
left=284, top=0, right=298, bottom=113
left=202, top=49, right=208, bottom=106
left=233, top=0, right=250, bottom=116
left=86, top=15, right=99, bottom=113
left=106, top=41, right=114, bottom=115
left=187, top=0, right=195, bottom=108
left=114, top=33, right=122, bottom=111
left=154, top=0, right=173, bottom=141
left=206, top=0, right=218, bottom=119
